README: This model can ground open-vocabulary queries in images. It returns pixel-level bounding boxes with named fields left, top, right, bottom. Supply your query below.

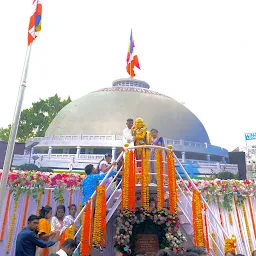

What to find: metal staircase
left=70, top=145, right=228, bottom=255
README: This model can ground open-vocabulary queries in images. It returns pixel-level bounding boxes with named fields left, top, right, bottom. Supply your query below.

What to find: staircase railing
left=70, top=144, right=228, bottom=255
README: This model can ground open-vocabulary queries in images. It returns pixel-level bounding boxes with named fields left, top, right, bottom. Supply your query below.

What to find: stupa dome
left=46, top=79, right=210, bottom=144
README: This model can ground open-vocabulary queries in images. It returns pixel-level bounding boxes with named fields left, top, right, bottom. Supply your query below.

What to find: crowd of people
left=15, top=204, right=79, bottom=256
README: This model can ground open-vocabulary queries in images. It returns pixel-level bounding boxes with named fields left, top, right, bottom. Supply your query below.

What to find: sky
left=0, top=0, right=256, bottom=151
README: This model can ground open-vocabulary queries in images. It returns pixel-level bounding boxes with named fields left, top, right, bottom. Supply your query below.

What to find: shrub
left=216, top=171, right=235, bottom=180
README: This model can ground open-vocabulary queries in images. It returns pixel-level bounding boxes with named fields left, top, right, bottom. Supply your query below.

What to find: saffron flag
left=126, top=29, right=140, bottom=77
left=28, top=0, right=42, bottom=46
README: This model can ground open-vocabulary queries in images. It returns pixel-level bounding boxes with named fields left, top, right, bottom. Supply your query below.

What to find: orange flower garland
left=69, top=189, right=73, bottom=205
left=156, top=149, right=164, bottom=210
left=0, top=190, right=11, bottom=243
left=21, top=194, right=30, bottom=230
left=167, top=149, right=178, bottom=214
left=242, top=202, right=252, bottom=252
left=211, top=232, right=217, bottom=255
left=6, top=199, right=19, bottom=255
left=128, top=150, right=136, bottom=212
left=141, top=149, right=150, bottom=210
left=93, top=185, right=106, bottom=250
left=234, top=196, right=244, bottom=240
left=121, top=150, right=130, bottom=211
left=216, top=196, right=224, bottom=232
left=47, top=189, right=51, bottom=205
left=80, top=199, right=93, bottom=256
left=192, top=190, right=205, bottom=247
left=247, top=195, right=256, bottom=239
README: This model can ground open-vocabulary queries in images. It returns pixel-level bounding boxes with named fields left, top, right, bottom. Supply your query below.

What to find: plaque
left=135, top=234, right=159, bottom=255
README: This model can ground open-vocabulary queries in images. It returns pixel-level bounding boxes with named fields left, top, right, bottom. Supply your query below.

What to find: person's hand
left=112, top=161, right=117, bottom=166
left=53, top=231, right=60, bottom=242
left=49, top=231, right=56, bottom=237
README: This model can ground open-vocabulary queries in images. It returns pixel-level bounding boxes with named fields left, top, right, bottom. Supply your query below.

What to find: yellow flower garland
left=192, top=190, right=205, bottom=247
left=229, top=213, right=233, bottom=226
left=211, top=232, right=217, bottom=254
left=121, top=150, right=130, bottom=210
left=242, top=202, right=252, bottom=252
left=36, top=188, right=43, bottom=215
left=6, top=199, right=19, bottom=255
left=224, top=235, right=236, bottom=253
left=93, top=185, right=106, bottom=249
left=156, top=149, right=164, bottom=210
left=141, top=149, right=150, bottom=210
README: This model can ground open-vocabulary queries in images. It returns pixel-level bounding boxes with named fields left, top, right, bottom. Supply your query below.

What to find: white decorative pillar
left=48, top=146, right=52, bottom=158
left=76, top=146, right=81, bottom=158
left=181, top=152, right=186, bottom=162
left=112, top=147, right=116, bottom=160
left=207, top=154, right=211, bottom=161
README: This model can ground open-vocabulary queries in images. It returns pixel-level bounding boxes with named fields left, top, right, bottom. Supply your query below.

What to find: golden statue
left=131, top=117, right=152, bottom=146
left=131, top=118, right=152, bottom=169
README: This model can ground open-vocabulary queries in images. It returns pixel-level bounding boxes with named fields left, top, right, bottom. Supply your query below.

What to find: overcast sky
left=0, top=0, right=256, bottom=151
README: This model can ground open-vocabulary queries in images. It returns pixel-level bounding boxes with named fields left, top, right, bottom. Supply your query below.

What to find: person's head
left=68, top=204, right=77, bottom=217
left=55, top=204, right=65, bottom=219
left=27, top=214, right=40, bottom=232
left=150, top=128, right=159, bottom=139
left=186, top=246, right=207, bottom=256
left=252, top=251, right=256, bottom=256
left=85, top=164, right=97, bottom=175
left=126, top=118, right=133, bottom=129
left=105, top=153, right=112, bottom=163
left=225, top=251, right=235, bottom=256
left=156, top=249, right=175, bottom=256
left=61, top=239, right=77, bottom=256
left=39, top=205, right=52, bottom=219
left=236, top=254, right=245, bottom=256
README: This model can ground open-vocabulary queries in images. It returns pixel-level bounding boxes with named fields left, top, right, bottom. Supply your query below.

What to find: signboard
left=135, top=234, right=159, bottom=256
left=245, top=133, right=256, bottom=141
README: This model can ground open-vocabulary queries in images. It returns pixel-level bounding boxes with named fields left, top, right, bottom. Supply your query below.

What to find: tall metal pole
left=0, top=44, right=33, bottom=215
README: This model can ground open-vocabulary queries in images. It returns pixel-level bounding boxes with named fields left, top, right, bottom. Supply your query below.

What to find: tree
left=0, top=94, right=71, bottom=142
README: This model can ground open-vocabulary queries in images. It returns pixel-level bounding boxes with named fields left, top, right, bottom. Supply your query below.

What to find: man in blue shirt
left=15, top=214, right=60, bottom=256
left=82, top=164, right=117, bottom=206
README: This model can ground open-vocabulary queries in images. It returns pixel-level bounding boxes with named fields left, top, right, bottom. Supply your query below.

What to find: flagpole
left=0, top=43, right=33, bottom=215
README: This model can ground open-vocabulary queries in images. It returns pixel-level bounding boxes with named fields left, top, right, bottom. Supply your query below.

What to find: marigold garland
left=0, top=190, right=11, bottom=243
left=128, top=150, right=136, bottom=212
left=141, top=149, right=150, bottom=210
left=224, top=235, right=236, bottom=253
left=203, top=205, right=210, bottom=254
left=229, top=213, right=233, bottom=226
left=121, top=150, right=130, bottom=211
left=47, top=189, right=51, bottom=205
left=242, top=202, right=252, bottom=252
left=93, top=185, right=106, bottom=250
left=234, top=196, right=244, bottom=240
left=211, top=232, right=217, bottom=254
left=80, top=199, right=93, bottom=256
left=21, top=194, right=30, bottom=230
left=156, top=149, right=164, bottom=210
left=192, top=190, right=205, bottom=247
left=247, top=195, right=256, bottom=239
left=69, top=189, right=73, bottom=205
left=6, top=199, right=19, bottom=255
left=167, top=150, right=178, bottom=214
left=36, top=188, right=43, bottom=215
left=216, top=196, right=224, bottom=231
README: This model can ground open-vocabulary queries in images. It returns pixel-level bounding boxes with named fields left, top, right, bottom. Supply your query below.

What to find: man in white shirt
left=55, top=239, right=77, bottom=256
left=123, top=118, right=134, bottom=147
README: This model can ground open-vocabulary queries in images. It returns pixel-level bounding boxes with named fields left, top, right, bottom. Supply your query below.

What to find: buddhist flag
left=126, top=29, right=140, bottom=77
left=28, top=0, right=42, bottom=46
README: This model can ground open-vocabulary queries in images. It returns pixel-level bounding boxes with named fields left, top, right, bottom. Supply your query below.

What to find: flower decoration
left=114, top=207, right=186, bottom=255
